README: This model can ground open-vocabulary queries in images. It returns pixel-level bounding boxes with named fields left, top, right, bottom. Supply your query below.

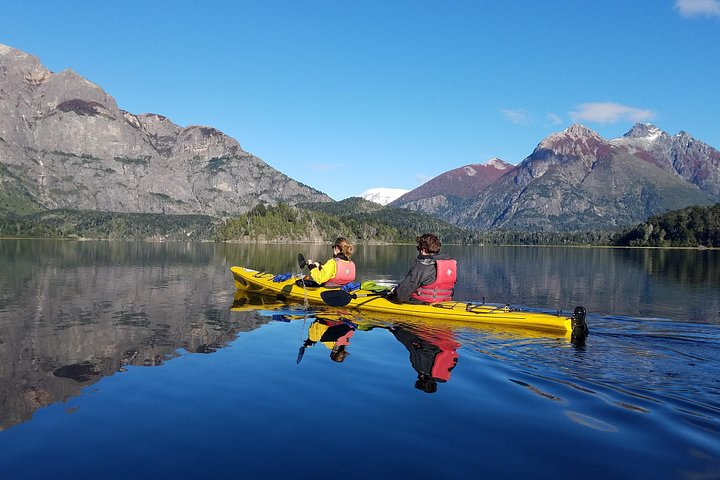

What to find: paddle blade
left=296, top=345, right=306, bottom=364
left=320, top=290, right=353, bottom=307
left=298, top=253, right=307, bottom=269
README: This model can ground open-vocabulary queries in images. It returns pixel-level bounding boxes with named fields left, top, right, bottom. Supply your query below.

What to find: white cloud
left=414, top=173, right=432, bottom=185
left=675, top=0, right=720, bottom=17
left=546, top=113, right=563, bottom=125
left=569, top=102, right=656, bottom=124
left=500, top=108, right=531, bottom=125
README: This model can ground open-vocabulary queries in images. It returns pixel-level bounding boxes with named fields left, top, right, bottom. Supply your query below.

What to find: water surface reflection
left=264, top=305, right=462, bottom=393
left=0, top=240, right=718, bottom=480
left=0, top=241, right=266, bottom=429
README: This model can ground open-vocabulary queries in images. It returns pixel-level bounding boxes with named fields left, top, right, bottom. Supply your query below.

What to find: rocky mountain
left=390, top=158, right=515, bottom=216
left=0, top=43, right=331, bottom=217
left=398, top=124, right=719, bottom=231
left=610, top=123, right=720, bottom=197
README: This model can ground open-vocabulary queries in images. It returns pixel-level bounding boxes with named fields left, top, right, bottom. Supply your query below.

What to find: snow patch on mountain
left=610, top=123, right=670, bottom=152
left=359, top=188, right=410, bottom=205
left=485, top=157, right=511, bottom=170
left=539, top=124, right=603, bottom=149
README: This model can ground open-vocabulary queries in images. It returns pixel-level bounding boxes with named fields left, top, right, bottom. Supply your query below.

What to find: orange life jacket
left=411, top=259, right=457, bottom=303
left=326, top=258, right=356, bottom=286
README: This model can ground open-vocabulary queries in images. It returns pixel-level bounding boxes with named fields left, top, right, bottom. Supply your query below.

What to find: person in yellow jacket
left=305, top=237, right=356, bottom=287
left=301, top=316, right=356, bottom=363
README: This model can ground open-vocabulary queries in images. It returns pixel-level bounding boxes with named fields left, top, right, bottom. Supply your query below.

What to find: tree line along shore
left=1, top=201, right=719, bottom=248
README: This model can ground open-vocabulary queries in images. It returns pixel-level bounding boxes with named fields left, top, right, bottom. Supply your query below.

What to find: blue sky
left=3, top=0, right=719, bottom=200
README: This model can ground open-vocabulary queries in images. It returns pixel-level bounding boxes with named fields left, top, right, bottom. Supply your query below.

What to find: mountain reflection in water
left=0, top=241, right=268, bottom=429
left=0, top=240, right=718, bottom=479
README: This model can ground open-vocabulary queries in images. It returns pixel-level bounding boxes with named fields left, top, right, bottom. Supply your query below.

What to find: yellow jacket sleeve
left=308, top=322, right=329, bottom=343
left=309, top=258, right=337, bottom=284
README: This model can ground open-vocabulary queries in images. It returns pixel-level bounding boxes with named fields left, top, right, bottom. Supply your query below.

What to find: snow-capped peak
left=623, top=123, right=664, bottom=140
left=536, top=124, right=605, bottom=157
left=485, top=157, right=510, bottom=170
left=359, top=187, right=410, bottom=205
left=610, top=123, right=669, bottom=151
left=565, top=124, right=600, bottom=138
left=539, top=124, right=602, bottom=147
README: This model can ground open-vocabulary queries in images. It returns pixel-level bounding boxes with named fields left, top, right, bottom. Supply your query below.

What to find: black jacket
left=390, top=253, right=452, bottom=303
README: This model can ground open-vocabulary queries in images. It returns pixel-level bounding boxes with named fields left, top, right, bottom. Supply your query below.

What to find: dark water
left=0, top=240, right=718, bottom=479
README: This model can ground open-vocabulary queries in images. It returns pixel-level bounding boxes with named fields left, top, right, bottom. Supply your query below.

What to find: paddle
left=320, top=289, right=388, bottom=307
left=298, top=253, right=321, bottom=271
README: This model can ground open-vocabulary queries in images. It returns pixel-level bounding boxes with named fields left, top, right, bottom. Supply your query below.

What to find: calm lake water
left=0, top=239, right=718, bottom=479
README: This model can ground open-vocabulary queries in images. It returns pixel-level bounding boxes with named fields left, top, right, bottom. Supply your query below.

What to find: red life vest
left=326, top=258, right=356, bottom=286
left=431, top=348, right=459, bottom=381
left=411, top=259, right=457, bottom=303
left=428, top=330, right=459, bottom=381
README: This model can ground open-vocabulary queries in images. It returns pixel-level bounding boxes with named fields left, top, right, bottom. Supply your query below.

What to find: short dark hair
left=416, top=233, right=441, bottom=254
left=415, top=374, right=438, bottom=393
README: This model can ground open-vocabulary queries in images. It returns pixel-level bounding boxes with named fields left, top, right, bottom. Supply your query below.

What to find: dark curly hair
left=416, top=233, right=441, bottom=254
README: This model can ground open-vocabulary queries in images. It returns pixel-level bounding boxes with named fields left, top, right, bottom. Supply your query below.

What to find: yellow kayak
left=230, top=266, right=588, bottom=339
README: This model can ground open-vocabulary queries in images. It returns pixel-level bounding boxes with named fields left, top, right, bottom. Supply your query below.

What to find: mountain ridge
left=3, top=43, right=719, bottom=234
left=0, top=43, right=331, bottom=217
left=395, top=124, right=720, bottom=231
left=390, top=158, right=515, bottom=217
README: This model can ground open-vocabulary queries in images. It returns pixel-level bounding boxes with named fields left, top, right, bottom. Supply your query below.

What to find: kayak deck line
left=230, top=266, right=588, bottom=339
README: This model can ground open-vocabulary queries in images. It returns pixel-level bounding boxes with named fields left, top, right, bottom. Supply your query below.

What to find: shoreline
left=0, top=236, right=717, bottom=250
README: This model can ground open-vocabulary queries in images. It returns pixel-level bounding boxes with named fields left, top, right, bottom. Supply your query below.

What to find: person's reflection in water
left=302, top=316, right=357, bottom=363
left=389, top=325, right=459, bottom=393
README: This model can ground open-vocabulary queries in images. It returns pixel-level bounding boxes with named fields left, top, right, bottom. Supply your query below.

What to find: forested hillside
left=3, top=202, right=717, bottom=247
left=216, top=200, right=474, bottom=243
left=0, top=210, right=220, bottom=240
left=612, top=204, right=720, bottom=247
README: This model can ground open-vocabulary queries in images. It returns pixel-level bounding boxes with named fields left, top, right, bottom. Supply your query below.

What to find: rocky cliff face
left=398, top=124, right=719, bottom=231
left=610, top=124, right=720, bottom=197
left=0, top=43, right=331, bottom=217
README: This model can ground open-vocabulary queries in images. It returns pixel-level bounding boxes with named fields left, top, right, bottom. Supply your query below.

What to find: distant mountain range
left=0, top=43, right=330, bottom=217
left=393, top=124, right=720, bottom=231
left=391, top=158, right=515, bottom=216
left=2, top=42, right=718, bottom=233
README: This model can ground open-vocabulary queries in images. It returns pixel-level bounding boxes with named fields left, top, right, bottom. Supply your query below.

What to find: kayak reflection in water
left=301, top=316, right=357, bottom=363
left=389, top=324, right=459, bottom=393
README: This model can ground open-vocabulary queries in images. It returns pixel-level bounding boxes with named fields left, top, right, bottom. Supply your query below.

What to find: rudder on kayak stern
left=571, top=306, right=589, bottom=345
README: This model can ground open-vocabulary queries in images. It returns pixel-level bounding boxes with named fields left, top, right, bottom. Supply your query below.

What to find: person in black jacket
left=389, top=324, right=459, bottom=393
left=387, top=233, right=457, bottom=304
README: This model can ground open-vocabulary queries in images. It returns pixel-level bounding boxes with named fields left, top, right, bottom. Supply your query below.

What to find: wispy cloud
left=675, top=0, right=720, bottom=17
left=546, top=113, right=563, bottom=125
left=569, top=102, right=655, bottom=124
left=414, top=174, right=432, bottom=185
left=500, top=108, right=531, bottom=125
